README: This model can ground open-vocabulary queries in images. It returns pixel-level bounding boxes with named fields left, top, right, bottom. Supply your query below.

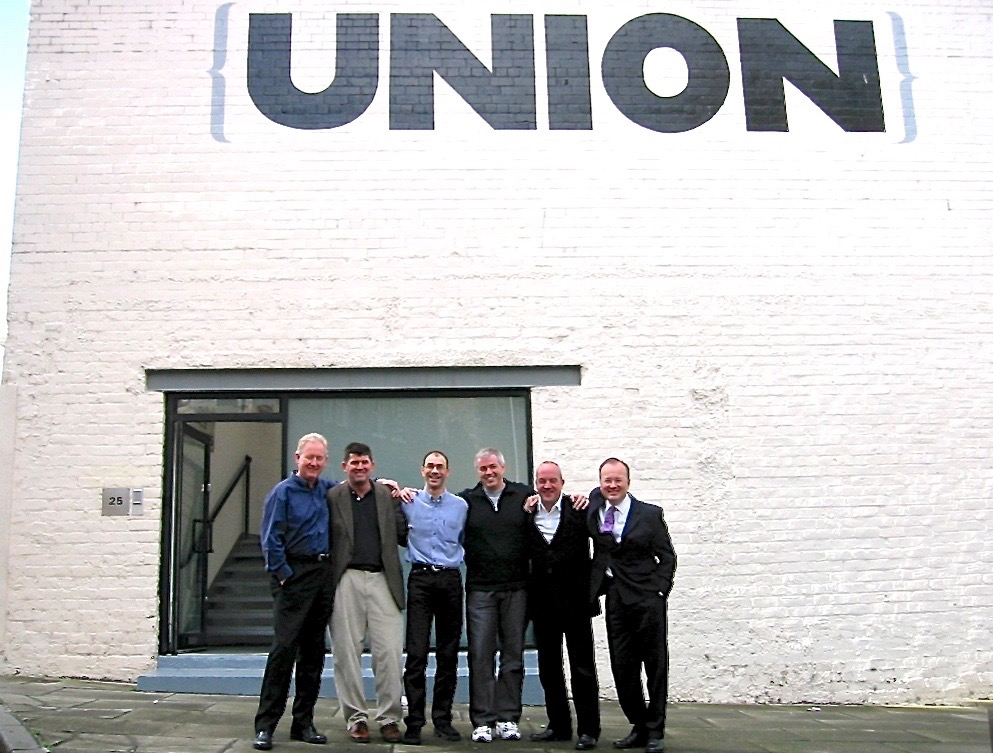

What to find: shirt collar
left=423, top=487, right=447, bottom=504
left=537, top=493, right=563, bottom=514
left=606, top=493, right=631, bottom=516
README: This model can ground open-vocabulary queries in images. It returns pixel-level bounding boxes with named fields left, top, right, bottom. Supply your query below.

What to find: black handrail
left=210, top=455, right=252, bottom=526
left=178, top=455, right=252, bottom=568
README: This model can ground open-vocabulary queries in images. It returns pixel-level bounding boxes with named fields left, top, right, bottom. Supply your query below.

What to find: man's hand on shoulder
left=523, top=495, right=538, bottom=512
left=568, top=493, right=589, bottom=510
left=377, top=478, right=416, bottom=503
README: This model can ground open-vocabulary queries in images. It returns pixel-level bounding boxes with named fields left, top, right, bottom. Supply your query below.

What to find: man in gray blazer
left=328, top=442, right=408, bottom=744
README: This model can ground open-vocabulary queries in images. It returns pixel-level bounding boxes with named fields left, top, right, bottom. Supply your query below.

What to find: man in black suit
left=588, top=458, right=676, bottom=753
left=526, top=462, right=601, bottom=751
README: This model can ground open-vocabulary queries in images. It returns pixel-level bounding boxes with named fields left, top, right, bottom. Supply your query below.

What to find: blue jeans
left=466, top=588, right=527, bottom=727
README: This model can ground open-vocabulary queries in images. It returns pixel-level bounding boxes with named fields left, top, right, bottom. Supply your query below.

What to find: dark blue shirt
left=260, top=473, right=336, bottom=582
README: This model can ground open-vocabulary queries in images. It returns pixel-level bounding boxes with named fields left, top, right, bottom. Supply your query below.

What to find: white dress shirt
left=600, top=494, right=631, bottom=544
left=534, top=494, right=563, bottom=544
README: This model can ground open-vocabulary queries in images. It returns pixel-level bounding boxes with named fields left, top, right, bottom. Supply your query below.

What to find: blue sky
left=1, top=0, right=29, bottom=364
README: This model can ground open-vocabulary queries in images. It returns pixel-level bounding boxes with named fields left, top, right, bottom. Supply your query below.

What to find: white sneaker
left=496, top=722, right=521, bottom=741
left=472, top=726, right=493, bottom=743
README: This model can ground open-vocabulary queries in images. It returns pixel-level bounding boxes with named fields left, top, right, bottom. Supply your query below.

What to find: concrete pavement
left=1, top=675, right=991, bottom=753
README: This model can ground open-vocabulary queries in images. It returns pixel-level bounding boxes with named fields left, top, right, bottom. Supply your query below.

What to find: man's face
left=295, top=441, right=328, bottom=485
left=421, top=453, right=450, bottom=493
left=599, top=461, right=630, bottom=504
left=475, top=453, right=506, bottom=492
left=343, top=453, right=375, bottom=487
left=535, top=463, right=564, bottom=505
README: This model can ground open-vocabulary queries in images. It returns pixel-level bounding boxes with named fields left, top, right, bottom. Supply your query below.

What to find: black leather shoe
left=402, top=726, right=423, bottom=745
left=290, top=724, right=328, bottom=744
left=644, top=739, right=664, bottom=753
left=576, top=734, right=598, bottom=750
left=531, top=728, right=572, bottom=742
left=434, top=724, right=462, bottom=741
left=254, top=730, right=273, bottom=751
left=612, top=730, right=648, bottom=749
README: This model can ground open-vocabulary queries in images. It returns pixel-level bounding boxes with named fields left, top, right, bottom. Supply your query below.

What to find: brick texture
left=2, top=0, right=991, bottom=702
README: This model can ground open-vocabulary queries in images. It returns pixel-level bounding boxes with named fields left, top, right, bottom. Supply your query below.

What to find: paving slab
left=1, top=676, right=990, bottom=753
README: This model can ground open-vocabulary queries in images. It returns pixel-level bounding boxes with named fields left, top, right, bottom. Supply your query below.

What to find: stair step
left=136, top=652, right=539, bottom=701
left=206, top=613, right=271, bottom=627
left=207, top=595, right=272, bottom=606
left=210, top=582, right=268, bottom=593
left=201, top=533, right=271, bottom=646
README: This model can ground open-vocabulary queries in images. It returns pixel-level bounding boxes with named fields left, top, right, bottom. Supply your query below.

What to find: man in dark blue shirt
left=253, top=433, right=336, bottom=751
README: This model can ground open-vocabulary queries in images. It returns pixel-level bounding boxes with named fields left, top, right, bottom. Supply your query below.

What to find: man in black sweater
left=458, top=448, right=534, bottom=744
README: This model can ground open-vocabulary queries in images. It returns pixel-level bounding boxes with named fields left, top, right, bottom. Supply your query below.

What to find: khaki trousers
left=331, top=569, right=404, bottom=729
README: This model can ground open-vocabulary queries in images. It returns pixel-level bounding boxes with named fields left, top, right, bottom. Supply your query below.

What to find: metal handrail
left=209, top=455, right=252, bottom=526
left=178, top=455, right=252, bottom=568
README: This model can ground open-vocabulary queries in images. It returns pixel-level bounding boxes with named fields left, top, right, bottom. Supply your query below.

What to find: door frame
left=158, top=394, right=287, bottom=654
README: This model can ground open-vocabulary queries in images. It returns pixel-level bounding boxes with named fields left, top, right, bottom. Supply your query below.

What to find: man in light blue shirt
left=400, top=450, right=469, bottom=745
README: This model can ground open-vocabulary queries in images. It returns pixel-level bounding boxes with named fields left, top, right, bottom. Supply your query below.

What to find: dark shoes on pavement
left=434, top=724, right=463, bottom=741
left=253, top=730, right=273, bottom=750
left=613, top=729, right=648, bottom=749
left=531, top=728, right=572, bottom=742
left=576, top=734, right=598, bottom=750
left=530, top=727, right=596, bottom=750
left=290, top=724, right=328, bottom=744
left=644, top=739, right=665, bottom=753
left=402, top=725, right=423, bottom=745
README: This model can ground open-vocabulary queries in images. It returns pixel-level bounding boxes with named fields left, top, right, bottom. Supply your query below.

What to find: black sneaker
left=402, top=726, right=423, bottom=745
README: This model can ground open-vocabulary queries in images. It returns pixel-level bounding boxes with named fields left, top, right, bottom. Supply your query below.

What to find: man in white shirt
left=526, top=462, right=600, bottom=750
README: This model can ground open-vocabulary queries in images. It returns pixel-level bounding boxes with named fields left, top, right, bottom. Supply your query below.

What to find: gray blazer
left=327, top=482, right=408, bottom=610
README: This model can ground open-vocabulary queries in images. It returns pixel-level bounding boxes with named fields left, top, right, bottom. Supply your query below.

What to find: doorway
left=160, top=396, right=285, bottom=653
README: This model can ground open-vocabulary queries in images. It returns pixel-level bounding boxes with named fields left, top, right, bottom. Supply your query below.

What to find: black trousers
left=532, top=605, right=600, bottom=739
left=403, top=568, right=463, bottom=729
left=605, top=586, right=669, bottom=739
left=254, top=561, right=335, bottom=734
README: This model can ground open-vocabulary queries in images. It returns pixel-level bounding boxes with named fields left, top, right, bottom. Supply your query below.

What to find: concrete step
left=136, top=651, right=544, bottom=703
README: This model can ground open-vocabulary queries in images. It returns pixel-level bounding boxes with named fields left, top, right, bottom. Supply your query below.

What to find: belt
left=348, top=564, right=383, bottom=573
left=287, top=552, right=330, bottom=564
left=411, top=562, right=459, bottom=572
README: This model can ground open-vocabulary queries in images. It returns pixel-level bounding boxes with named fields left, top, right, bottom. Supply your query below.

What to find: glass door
left=174, top=424, right=212, bottom=649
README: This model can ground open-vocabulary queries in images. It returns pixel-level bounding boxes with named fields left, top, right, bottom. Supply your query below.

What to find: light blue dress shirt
left=403, top=488, right=468, bottom=568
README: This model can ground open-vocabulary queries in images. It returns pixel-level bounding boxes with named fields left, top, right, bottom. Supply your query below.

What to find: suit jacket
left=587, top=489, right=676, bottom=607
left=527, top=495, right=600, bottom=618
left=327, top=481, right=408, bottom=610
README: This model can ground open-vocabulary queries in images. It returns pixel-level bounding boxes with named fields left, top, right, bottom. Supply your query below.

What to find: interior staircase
left=202, top=533, right=273, bottom=647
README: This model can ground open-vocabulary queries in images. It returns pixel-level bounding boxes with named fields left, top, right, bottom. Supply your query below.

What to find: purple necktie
left=600, top=505, right=616, bottom=535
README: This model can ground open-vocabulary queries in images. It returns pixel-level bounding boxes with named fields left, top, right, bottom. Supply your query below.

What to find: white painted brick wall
left=2, top=0, right=991, bottom=702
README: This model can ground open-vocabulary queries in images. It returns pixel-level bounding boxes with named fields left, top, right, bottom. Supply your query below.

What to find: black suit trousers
left=604, top=585, right=669, bottom=738
left=403, top=568, right=464, bottom=729
left=532, top=605, right=601, bottom=738
left=254, top=561, right=335, bottom=734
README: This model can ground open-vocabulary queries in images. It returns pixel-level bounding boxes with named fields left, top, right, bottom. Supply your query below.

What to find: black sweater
left=458, top=480, right=535, bottom=592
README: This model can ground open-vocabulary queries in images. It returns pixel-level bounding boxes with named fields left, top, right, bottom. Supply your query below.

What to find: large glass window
left=286, top=392, right=531, bottom=491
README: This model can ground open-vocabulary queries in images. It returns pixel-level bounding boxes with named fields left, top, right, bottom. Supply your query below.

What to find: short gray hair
left=474, top=447, right=505, bottom=466
left=296, top=433, right=328, bottom=454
